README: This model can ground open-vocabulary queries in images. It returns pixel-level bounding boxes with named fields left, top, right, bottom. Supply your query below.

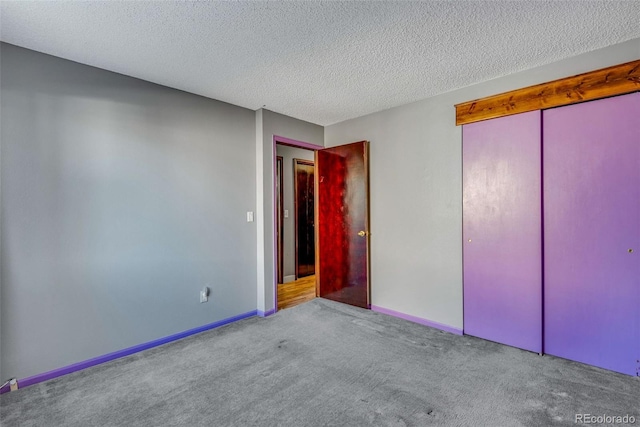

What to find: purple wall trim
left=0, top=310, right=257, bottom=395
left=371, top=305, right=463, bottom=336
left=257, top=308, right=276, bottom=318
left=272, top=135, right=322, bottom=314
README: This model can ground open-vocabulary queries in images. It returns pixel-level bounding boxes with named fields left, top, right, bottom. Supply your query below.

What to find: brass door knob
left=358, top=231, right=366, bottom=237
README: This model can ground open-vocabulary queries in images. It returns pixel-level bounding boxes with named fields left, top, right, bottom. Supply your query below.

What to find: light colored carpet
left=1, top=298, right=638, bottom=426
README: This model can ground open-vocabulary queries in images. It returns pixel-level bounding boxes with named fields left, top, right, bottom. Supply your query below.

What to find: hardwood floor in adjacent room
left=278, top=275, right=316, bottom=310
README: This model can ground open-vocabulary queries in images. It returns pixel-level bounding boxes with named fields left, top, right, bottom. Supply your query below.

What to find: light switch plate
left=247, top=211, right=254, bottom=222
left=200, top=286, right=209, bottom=303
left=284, top=210, right=289, bottom=218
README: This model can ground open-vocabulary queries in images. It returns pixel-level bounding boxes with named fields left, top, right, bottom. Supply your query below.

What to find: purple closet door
left=544, top=92, right=640, bottom=376
left=463, top=111, right=542, bottom=353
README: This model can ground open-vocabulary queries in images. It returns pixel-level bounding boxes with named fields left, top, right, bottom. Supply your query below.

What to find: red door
left=316, top=141, right=370, bottom=309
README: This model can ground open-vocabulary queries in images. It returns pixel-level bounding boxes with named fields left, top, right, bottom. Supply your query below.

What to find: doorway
left=275, top=139, right=318, bottom=310
left=272, top=136, right=371, bottom=313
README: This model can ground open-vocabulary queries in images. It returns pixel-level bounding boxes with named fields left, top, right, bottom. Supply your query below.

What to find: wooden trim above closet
left=455, top=59, right=640, bottom=126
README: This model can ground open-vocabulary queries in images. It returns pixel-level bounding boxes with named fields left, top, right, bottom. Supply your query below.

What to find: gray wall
left=325, top=38, right=640, bottom=331
left=0, top=43, right=257, bottom=380
left=256, top=109, right=323, bottom=313
left=2, top=37, right=637, bottom=381
left=275, top=145, right=315, bottom=280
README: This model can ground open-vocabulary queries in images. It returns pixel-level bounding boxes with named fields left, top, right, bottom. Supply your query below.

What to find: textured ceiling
left=1, top=1, right=639, bottom=126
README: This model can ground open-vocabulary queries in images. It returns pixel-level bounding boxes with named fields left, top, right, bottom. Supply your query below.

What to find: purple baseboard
left=257, top=308, right=276, bottom=317
left=371, top=305, right=463, bottom=336
left=0, top=310, right=258, bottom=395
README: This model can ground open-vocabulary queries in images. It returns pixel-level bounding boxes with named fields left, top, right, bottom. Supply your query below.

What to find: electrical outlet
left=200, top=286, right=209, bottom=303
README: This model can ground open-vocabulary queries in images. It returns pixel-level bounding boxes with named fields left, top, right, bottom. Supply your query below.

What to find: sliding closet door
left=544, top=93, right=640, bottom=376
left=463, top=111, right=542, bottom=353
